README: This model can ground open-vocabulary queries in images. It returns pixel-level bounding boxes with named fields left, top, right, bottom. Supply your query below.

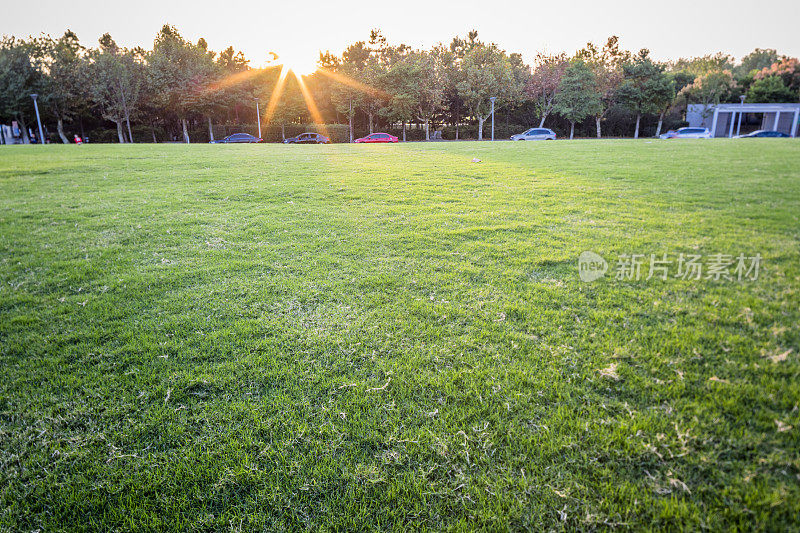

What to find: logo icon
left=578, top=251, right=608, bottom=282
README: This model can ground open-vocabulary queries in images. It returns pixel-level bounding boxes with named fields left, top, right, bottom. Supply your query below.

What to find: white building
left=686, top=103, right=800, bottom=138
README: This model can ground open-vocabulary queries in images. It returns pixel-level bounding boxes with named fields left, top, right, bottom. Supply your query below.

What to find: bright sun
left=274, top=50, right=318, bottom=76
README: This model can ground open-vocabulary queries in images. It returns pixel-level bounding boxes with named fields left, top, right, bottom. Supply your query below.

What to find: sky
left=4, top=0, right=799, bottom=68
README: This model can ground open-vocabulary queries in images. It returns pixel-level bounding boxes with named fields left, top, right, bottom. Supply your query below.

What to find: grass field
left=1, top=140, right=799, bottom=531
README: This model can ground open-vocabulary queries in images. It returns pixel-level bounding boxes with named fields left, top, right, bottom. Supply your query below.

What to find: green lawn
left=1, top=140, right=799, bottom=531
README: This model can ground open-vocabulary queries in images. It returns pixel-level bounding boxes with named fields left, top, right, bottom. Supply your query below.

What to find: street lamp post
left=736, top=95, right=745, bottom=137
left=255, top=98, right=262, bottom=139
left=30, top=94, right=44, bottom=144
left=489, top=97, right=497, bottom=141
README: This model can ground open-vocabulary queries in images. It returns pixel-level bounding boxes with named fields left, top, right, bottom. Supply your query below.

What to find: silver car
left=511, top=128, right=556, bottom=141
left=659, top=127, right=712, bottom=139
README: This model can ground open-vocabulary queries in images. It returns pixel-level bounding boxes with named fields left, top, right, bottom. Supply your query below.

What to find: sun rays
left=206, top=67, right=265, bottom=92
left=261, top=65, right=290, bottom=124
left=293, top=71, right=328, bottom=136
left=205, top=59, right=384, bottom=138
left=317, top=68, right=390, bottom=99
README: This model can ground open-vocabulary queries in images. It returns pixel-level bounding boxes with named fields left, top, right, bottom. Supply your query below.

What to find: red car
left=354, top=132, right=399, bottom=143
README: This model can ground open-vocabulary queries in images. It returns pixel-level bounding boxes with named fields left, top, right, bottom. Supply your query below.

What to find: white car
left=659, top=127, right=712, bottom=139
left=511, top=128, right=556, bottom=141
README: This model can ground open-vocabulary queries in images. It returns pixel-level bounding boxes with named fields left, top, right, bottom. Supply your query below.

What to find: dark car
left=283, top=132, right=330, bottom=144
left=209, top=133, right=263, bottom=144
left=735, top=130, right=790, bottom=138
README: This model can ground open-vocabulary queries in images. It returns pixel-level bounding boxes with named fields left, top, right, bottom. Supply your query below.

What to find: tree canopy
left=1, top=26, right=797, bottom=143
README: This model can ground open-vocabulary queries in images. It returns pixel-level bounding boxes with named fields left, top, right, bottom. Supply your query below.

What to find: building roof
left=688, top=103, right=800, bottom=113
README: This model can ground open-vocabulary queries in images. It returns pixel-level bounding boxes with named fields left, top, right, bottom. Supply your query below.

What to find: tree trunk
left=118, top=79, right=134, bottom=143
left=477, top=116, right=485, bottom=141
left=348, top=99, right=354, bottom=143
left=116, top=121, right=125, bottom=143
left=152, top=126, right=157, bottom=143
left=595, top=116, right=602, bottom=139
left=570, top=121, right=575, bottom=140
left=207, top=116, right=215, bottom=141
left=57, top=118, right=69, bottom=144
left=368, top=112, right=373, bottom=134
left=182, top=118, right=190, bottom=144
left=455, top=103, right=460, bottom=140
left=634, top=114, right=641, bottom=139
left=281, top=124, right=285, bottom=140
left=424, top=119, right=430, bottom=141
left=655, top=111, right=665, bottom=138
left=348, top=115, right=353, bottom=143
left=402, top=122, right=406, bottom=142
left=539, top=113, right=548, bottom=128
left=18, top=118, right=30, bottom=144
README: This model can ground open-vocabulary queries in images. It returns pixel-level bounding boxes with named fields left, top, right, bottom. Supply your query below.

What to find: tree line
left=1, top=25, right=798, bottom=143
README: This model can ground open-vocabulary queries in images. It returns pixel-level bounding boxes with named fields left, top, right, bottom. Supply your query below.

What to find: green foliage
left=747, top=75, right=797, bottom=103
left=147, top=25, right=219, bottom=120
left=86, top=34, right=145, bottom=141
left=677, top=70, right=737, bottom=113
left=527, top=52, right=569, bottom=127
left=671, top=52, right=735, bottom=77
left=40, top=31, right=87, bottom=142
left=554, top=60, right=601, bottom=136
left=0, top=37, right=45, bottom=140
left=617, top=51, right=674, bottom=116
left=739, top=48, right=781, bottom=76
left=0, top=27, right=797, bottom=142
left=754, top=58, right=800, bottom=92
left=456, top=44, right=521, bottom=139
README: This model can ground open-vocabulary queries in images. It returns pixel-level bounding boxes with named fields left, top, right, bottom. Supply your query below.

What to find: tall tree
left=41, top=30, right=86, bottom=143
left=554, top=60, right=602, bottom=139
left=0, top=37, right=45, bottom=143
left=148, top=25, right=217, bottom=143
left=575, top=36, right=629, bottom=138
left=384, top=57, right=419, bottom=141
left=617, top=50, right=674, bottom=138
left=527, top=53, right=569, bottom=128
left=676, top=70, right=737, bottom=120
left=86, top=34, right=143, bottom=143
left=410, top=50, right=446, bottom=140
left=327, top=53, right=361, bottom=143
left=457, top=44, right=519, bottom=140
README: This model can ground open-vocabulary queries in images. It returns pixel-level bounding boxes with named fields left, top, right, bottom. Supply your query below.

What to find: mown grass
left=0, top=139, right=798, bottom=531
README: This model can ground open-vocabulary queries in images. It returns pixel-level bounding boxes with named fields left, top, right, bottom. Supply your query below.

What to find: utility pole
left=255, top=98, right=262, bottom=139
left=737, top=95, right=745, bottom=136
left=349, top=98, right=354, bottom=143
left=489, top=97, right=496, bottom=141
left=30, top=94, right=44, bottom=144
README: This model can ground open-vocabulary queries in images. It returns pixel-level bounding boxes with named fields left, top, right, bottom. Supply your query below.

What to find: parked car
left=510, top=128, right=556, bottom=141
left=209, top=133, right=262, bottom=143
left=283, top=132, right=330, bottom=144
left=659, top=127, right=712, bottom=139
left=354, top=133, right=399, bottom=143
left=735, top=130, right=790, bottom=138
